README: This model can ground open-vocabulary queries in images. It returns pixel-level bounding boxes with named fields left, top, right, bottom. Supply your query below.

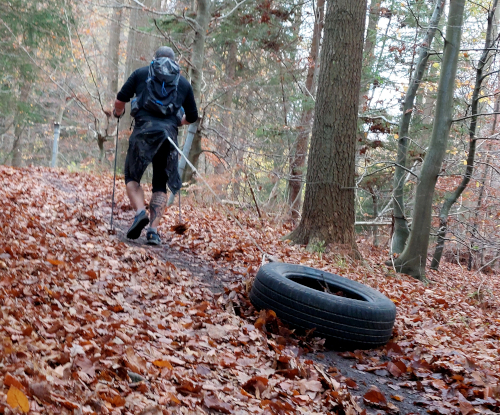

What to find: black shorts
left=123, top=116, right=181, bottom=194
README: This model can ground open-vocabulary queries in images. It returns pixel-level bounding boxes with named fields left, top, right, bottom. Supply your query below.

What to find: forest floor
left=0, top=165, right=499, bottom=415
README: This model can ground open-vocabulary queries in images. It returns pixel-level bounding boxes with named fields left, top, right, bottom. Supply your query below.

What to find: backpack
left=131, top=57, right=181, bottom=118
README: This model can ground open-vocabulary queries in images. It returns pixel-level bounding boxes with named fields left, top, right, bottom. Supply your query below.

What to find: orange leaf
left=7, top=386, right=29, bottom=413
left=169, top=393, right=181, bottom=405
left=387, top=361, right=403, bottom=377
left=5, top=374, right=24, bottom=391
left=363, top=385, right=387, bottom=407
left=153, top=360, right=173, bottom=369
left=47, top=259, right=65, bottom=266
left=345, top=378, right=358, bottom=389
left=85, top=270, right=98, bottom=279
left=111, top=395, right=126, bottom=407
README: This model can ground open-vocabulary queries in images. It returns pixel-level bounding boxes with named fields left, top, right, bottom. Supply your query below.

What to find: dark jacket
left=117, top=66, right=198, bottom=124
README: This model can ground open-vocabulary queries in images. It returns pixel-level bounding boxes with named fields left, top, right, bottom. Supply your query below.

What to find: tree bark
left=287, top=0, right=325, bottom=220
left=288, top=0, right=366, bottom=255
left=215, top=41, right=237, bottom=176
left=431, top=0, right=498, bottom=270
left=366, top=185, right=379, bottom=246
left=119, top=0, right=162, bottom=171
left=107, top=6, right=123, bottom=100
left=51, top=98, right=75, bottom=168
left=359, top=0, right=381, bottom=111
left=392, top=0, right=466, bottom=280
left=11, top=117, right=25, bottom=168
left=11, top=83, right=31, bottom=167
left=391, top=0, right=445, bottom=254
left=182, top=0, right=211, bottom=183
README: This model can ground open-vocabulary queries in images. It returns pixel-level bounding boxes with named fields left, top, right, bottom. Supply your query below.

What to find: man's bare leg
left=126, top=181, right=145, bottom=212
left=126, top=181, right=150, bottom=239
left=149, top=192, right=168, bottom=229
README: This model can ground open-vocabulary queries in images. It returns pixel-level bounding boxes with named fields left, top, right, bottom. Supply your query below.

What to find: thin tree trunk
left=107, top=7, right=123, bottom=100
left=182, top=0, right=211, bottom=183
left=11, top=83, right=31, bottom=167
left=288, top=0, right=366, bottom=256
left=359, top=0, right=381, bottom=110
left=287, top=0, right=325, bottom=220
left=391, top=0, right=445, bottom=255
left=367, top=185, right=379, bottom=246
left=392, top=0, right=466, bottom=280
left=431, top=0, right=499, bottom=270
left=11, top=119, right=25, bottom=168
left=469, top=158, right=490, bottom=269
left=215, top=41, right=237, bottom=176
left=51, top=97, right=75, bottom=168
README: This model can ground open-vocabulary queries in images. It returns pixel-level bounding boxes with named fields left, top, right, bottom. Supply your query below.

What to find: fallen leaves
left=152, top=359, right=173, bottom=369
left=0, top=166, right=500, bottom=414
left=4, top=373, right=24, bottom=391
left=203, top=394, right=233, bottom=413
left=363, top=385, right=387, bottom=407
left=7, top=386, right=29, bottom=413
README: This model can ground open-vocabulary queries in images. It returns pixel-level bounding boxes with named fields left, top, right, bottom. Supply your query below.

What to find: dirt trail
left=115, top=213, right=429, bottom=415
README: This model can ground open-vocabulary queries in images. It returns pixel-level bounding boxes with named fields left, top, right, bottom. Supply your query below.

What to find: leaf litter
left=0, top=165, right=499, bottom=414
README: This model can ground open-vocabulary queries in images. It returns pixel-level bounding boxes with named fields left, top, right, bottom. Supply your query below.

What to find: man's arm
left=113, top=70, right=137, bottom=117
left=182, top=84, right=198, bottom=124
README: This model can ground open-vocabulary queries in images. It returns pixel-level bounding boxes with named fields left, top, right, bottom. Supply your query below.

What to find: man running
left=113, top=46, right=198, bottom=245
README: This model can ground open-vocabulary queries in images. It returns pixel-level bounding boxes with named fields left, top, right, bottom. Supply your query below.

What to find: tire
left=249, top=263, right=396, bottom=350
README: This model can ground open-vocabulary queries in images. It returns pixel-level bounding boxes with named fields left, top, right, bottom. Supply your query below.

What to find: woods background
left=1, top=0, right=499, bottom=275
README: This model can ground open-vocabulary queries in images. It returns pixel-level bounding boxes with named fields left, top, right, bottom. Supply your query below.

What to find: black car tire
left=249, top=263, right=397, bottom=349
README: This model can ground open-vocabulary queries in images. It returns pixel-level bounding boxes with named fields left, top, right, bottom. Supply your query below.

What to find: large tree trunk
left=391, top=0, right=445, bottom=254
left=119, top=0, right=162, bottom=170
left=288, top=0, right=366, bottom=255
left=431, top=0, right=498, bottom=270
left=392, top=0, right=466, bottom=280
left=287, top=0, right=325, bottom=220
left=182, top=0, right=211, bottom=183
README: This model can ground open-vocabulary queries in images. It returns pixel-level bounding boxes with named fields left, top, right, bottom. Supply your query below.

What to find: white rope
left=166, top=136, right=277, bottom=262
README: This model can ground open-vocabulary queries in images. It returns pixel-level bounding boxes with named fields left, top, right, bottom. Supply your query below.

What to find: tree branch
left=453, top=112, right=500, bottom=122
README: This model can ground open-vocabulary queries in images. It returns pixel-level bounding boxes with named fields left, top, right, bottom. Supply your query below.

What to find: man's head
left=154, top=46, right=175, bottom=60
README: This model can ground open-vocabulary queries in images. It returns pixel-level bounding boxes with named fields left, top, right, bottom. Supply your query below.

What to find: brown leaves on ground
left=0, top=166, right=499, bottom=414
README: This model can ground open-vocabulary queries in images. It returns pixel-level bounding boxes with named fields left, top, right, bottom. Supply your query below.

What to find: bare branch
left=0, top=16, right=94, bottom=119
left=453, top=111, right=500, bottom=122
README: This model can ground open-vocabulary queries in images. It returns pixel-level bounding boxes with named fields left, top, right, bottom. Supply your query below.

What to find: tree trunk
left=287, top=0, right=325, bottom=220
left=392, top=0, right=466, bottom=280
left=431, top=0, right=498, bottom=270
left=107, top=6, right=123, bottom=100
left=182, top=0, right=211, bottom=183
left=11, top=83, right=31, bottom=167
left=359, top=0, right=381, bottom=111
left=215, top=41, right=237, bottom=176
left=51, top=98, right=74, bottom=168
left=288, top=0, right=366, bottom=255
left=391, top=0, right=445, bottom=254
left=119, top=0, right=162, bottom=171
left=370, top=188, right=379, bottom=247
left=11, top=118, right=25, bottom=168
